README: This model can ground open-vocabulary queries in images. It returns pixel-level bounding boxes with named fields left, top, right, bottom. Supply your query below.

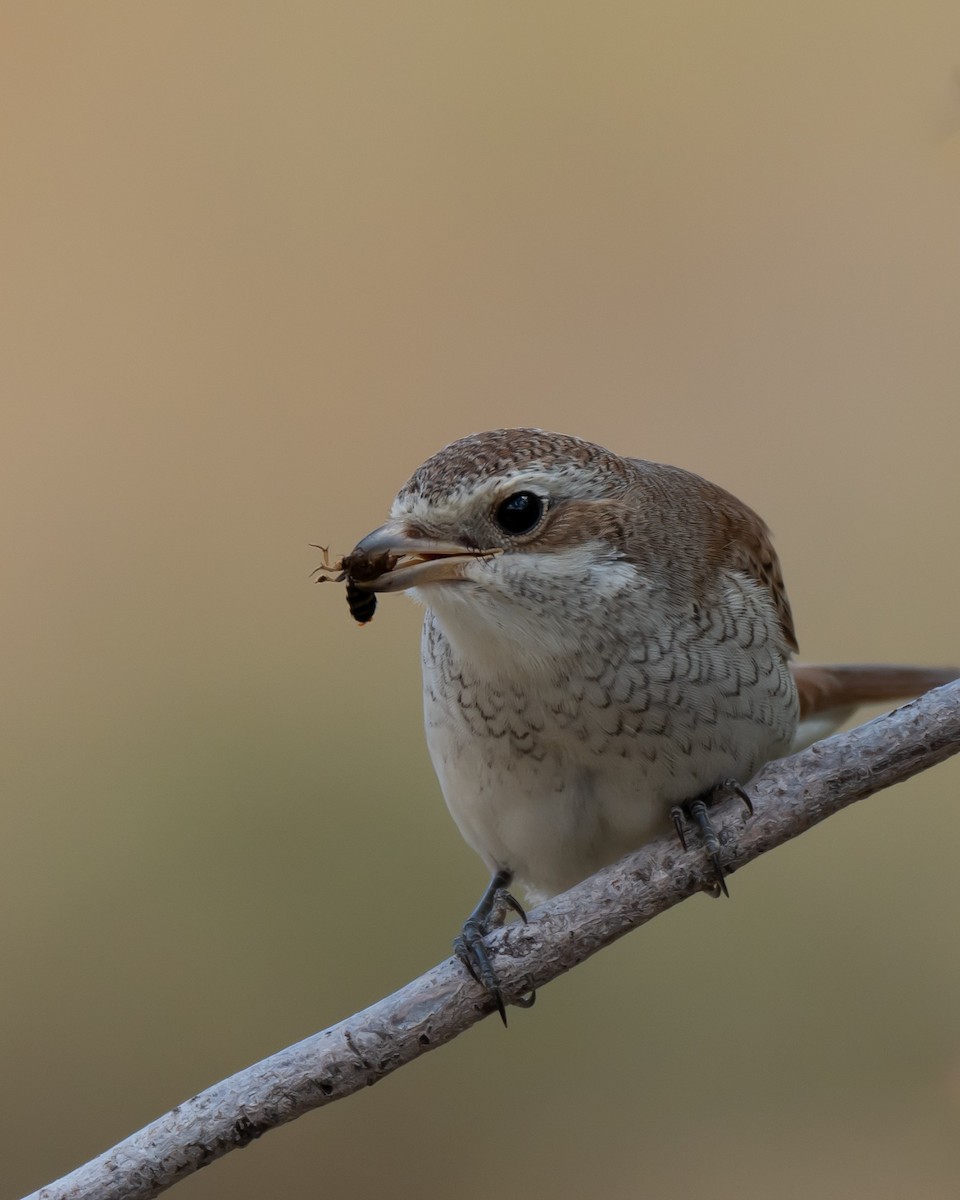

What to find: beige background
left=3, top=4, right=960, bottom=1198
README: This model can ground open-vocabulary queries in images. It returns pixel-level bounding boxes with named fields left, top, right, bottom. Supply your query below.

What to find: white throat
left=410, top=543, right=643, bottom=683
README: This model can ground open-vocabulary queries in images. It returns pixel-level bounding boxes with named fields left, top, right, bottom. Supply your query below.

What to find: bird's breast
left=417, top=568, right=798, bottom=899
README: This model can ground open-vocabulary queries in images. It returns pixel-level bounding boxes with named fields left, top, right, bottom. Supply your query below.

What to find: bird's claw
left=725, top=778, right=754, bottom=816
left=454, top=920, right=509, bottom=1023
left=500, top=889, right=528, bottom=924
left=672, top=778, right=753, bottom=897
left=454, top=870, right=535, bottom=1025
left=669, top=804, right=688, bottom=851
left=687, top=797, right=729, bottom=897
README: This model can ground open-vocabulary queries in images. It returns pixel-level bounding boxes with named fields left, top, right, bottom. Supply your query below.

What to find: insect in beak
left=313, top=524, right=500, bottom=624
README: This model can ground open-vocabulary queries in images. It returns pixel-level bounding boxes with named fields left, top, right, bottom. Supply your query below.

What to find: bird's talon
left=670, top=804, right=689, bottom=850
left=683, top=794, right=732, bottom=896
left=454, top=868, right=532, bottom=1025
left=454, top=928, right=509, bottom=1024
left=452, top=933, right=483, bottom=986
left=710, top=853, right=730, bottom=898
left=502, top=890, right=527, bottom=924
left=719, top=777, right=754, bottom=815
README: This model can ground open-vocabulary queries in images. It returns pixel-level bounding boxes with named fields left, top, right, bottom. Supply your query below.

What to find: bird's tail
left=790, top=663, right=958, bottom=752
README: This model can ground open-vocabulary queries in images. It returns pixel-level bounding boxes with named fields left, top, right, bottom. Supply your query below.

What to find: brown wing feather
left=621, top=460, right=799, bottom=653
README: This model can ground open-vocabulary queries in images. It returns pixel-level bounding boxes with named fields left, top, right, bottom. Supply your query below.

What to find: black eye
left=494, top=491, right=544, bottom=535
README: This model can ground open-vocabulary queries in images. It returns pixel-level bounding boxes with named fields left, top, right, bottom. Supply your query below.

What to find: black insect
left=312, top=546, right=396, bottom=626
left=345, top=578, right=377, bottom=624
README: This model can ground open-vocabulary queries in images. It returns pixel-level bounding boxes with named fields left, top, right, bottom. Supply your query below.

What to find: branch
left=27, top=681, right=960, bottom=1200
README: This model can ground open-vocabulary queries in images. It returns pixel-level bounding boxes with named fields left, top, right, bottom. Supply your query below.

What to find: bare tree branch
left=26, top=680, right=960, bottom=1200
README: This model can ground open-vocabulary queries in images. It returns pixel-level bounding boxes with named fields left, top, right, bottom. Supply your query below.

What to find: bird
left=332, top=428, right=956, bottom=1019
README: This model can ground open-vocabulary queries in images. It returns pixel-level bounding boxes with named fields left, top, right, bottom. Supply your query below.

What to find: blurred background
left=2, top=3, right=959, bottom=1198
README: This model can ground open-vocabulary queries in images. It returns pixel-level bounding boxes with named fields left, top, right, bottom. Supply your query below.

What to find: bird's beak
left=348, top=521, right=499, bottom=592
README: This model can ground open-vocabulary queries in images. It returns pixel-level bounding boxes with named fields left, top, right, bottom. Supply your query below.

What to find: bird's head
left=336, top=426, right=797, bottom=668
left=346, top=428, right=636, bottom=603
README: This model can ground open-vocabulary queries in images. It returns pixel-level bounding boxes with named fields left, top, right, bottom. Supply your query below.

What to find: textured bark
left=26, top=680, right=960, bottom=1200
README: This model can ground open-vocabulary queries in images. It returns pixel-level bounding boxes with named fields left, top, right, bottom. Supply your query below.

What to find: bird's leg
left=453, top=867, right=535, bottom=1025
left=671, top=778, right=754, bottom=898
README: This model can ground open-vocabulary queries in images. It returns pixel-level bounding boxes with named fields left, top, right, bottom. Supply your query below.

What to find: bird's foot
left=454, top=868, right=536, bottom=1025
left=670, top=778, right=753, bottom=898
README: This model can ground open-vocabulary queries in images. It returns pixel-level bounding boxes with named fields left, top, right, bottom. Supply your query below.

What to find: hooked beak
left=349, top=521, right=499, bottom=592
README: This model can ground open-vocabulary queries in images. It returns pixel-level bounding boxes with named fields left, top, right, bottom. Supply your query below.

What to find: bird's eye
left=493, top=491, right=544, bottom=536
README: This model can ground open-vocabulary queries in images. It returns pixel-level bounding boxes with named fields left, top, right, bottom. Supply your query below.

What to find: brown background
left=3, top=4, right=960, bottom=1198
